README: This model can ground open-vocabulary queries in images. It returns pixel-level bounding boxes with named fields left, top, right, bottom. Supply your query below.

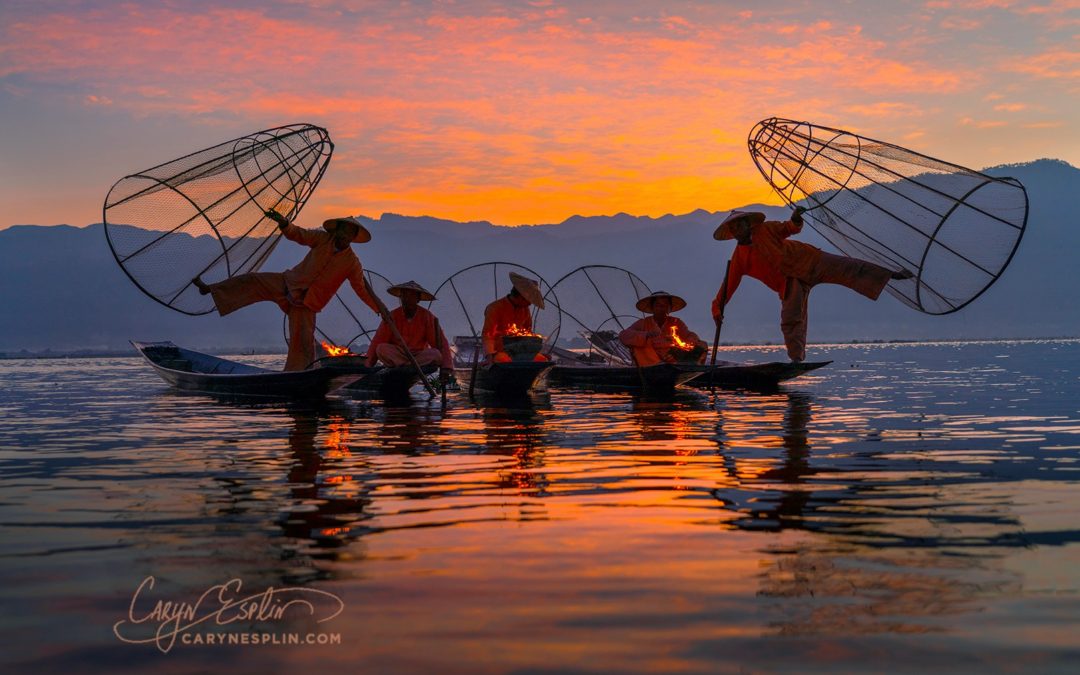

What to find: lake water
left=2, top=340, right=1079, bottom=673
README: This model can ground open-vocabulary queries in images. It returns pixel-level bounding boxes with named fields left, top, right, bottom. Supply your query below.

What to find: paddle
left=434, top=316, right=448, bottom=408
left=363, top=276, right=438, bottom=399
left=710, top=260, right=732, bottom=391
left=468, top=333, right=481, bottom=399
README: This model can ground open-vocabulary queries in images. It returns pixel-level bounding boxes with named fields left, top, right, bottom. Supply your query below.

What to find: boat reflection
left=709, top=388, right=1021, bottom=635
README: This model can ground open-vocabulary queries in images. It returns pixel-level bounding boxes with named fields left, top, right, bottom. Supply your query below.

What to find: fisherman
left=712, top=208, right=913, bottom=363
left=619, top=291, right=707, bottom=366
left=192, top=209, right=379, bottom=371
left=482, top=272, right=548, bottom=364
left=365, top=281, right=453, bottom=383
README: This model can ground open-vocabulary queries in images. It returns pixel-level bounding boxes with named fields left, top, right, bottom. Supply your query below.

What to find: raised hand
left=264, top=209, right=290, bottom=228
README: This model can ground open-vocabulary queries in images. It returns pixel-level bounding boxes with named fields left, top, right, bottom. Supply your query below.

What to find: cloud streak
left=0, top=0, right=1077, bottom=227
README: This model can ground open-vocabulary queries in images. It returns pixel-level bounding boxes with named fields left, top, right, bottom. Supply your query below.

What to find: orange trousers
left=209, top=272, right=316, bottom=372
left=780, top=252, right=892, bottom=361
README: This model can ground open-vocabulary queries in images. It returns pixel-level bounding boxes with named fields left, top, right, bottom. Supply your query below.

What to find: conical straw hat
left=713, top=210, right=765, bottom=240
left=509, top=272, right=545, bottom=309
left=635, top=290, right=687, bottom=312
left=322, top=216, right=372, bottom=243
left=387, top=280, right=436, bottom=302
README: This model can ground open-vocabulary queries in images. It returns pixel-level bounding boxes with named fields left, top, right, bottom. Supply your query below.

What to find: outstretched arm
left=347, top=266, right=381, bottom=314
left=713, top=257, right=744, bottom=317
left=266, top=209, right=325, bottom=247
left=777, top=206, right=807, bottom=238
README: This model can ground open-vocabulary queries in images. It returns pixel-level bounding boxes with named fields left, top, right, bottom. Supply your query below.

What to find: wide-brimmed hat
left=713, top=211, right=766, bottom=240
left=387, top=280, right=436, bottom=302
left=509, top=272, right=545, bottom=309
left=635, top=290, right=687, bottom=313
left=323, top=216, right=372, bottom=244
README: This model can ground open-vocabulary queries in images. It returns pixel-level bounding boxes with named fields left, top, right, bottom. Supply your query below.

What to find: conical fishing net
left=545, top=265, right=652, bottom=365
left=103, top=124, right=334, bottom=315
left=748, top=117, right=1027, bottom=314
left=428, top=262, right=561, bottom=364
left=283, top=269, right=391, bottom=354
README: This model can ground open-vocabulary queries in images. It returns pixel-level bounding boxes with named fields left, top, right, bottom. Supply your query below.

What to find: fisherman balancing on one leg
left=365, top=281, right=453, bottom=384
left=192, top=209, right=380, bottom=371
left=712, top=208, right=913, bottom=363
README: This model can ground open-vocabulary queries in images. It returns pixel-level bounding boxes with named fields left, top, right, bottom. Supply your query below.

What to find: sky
left=1, top=0, right=1077, bottom=229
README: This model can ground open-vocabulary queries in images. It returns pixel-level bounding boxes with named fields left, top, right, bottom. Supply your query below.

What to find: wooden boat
left=454, top=361, right=553, bottom=396
left=342, top=358, right=438, bottom=399
left=680, top=360, right=832, bottom=389
left=548, top=361, right=701, bottom=393
left=132, top=341, right=361, bottom=399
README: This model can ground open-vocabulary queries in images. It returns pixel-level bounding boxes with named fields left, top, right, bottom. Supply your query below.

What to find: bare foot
left=192, top=276, right=211, bottom=295
left=891, top=268, right=915, bottom=280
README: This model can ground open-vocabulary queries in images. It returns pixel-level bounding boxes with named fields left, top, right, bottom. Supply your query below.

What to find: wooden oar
left=363, top=276, right=437, bottom=399
left=434, top=316, right=447, bottom=408
left=710, top=260, right=732, bottom=391
left=467, top=333, right=481, bottom=399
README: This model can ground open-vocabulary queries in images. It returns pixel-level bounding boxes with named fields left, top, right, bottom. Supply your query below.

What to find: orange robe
left=619, top=316, right=702, bottom=367
left=482, top=296, right=533, bottom=356
left=208, top=223, right=379, bottom=371
left=365, top=306, right=453, bottom=369
left=712, top=219, right=819, bottom=311
left=711, top=219, right=892, bottom=362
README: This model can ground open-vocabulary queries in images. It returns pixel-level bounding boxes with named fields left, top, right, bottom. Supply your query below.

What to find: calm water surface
left=1, top=340, right=1079, bottom=673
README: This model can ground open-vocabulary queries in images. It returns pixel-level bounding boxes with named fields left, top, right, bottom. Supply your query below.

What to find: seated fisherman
left=365, top=280, right=452, bottom=382
left=713, top=208, right=913, bottom=363
left=482, top=272, right=548, bottom=364
left=619, top=291, right=707, bottom=366
left=193, top=209, right=378, bottom=371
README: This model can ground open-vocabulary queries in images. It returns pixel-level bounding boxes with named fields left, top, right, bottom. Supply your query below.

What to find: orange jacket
left=712, top=219, right=821, bottom=314
left=280, top=224, right=378, bottom=314
left=482, top=296, right=533, bottom=355
left=619, top=316, right=701, bottom=367
left=366, top=306, right=453, bottom=369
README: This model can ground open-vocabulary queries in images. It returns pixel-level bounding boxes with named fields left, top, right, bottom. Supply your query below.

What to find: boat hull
left=454, top=361, right=553, bottom=396
left=680, top=361, right=831, bottom=389
left=132, top=341, right=359, bottom=399
left=549, top=363, right=701, bottom=393
left=345, top=363, right=437, bottom=399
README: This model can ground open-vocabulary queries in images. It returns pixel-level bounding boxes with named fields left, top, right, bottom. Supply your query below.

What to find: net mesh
left=103, top=124, right=334, bottom=315
left=545, top=265, right=652, bottom=365
left=283, top=270, right=391, bottom=355
left=427, top=262, right=561, bottom=365
left=747, top=117, right=1028, bottom=314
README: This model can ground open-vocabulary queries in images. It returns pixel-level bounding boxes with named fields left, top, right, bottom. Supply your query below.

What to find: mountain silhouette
left=2, top=159, right=1077, bottom=353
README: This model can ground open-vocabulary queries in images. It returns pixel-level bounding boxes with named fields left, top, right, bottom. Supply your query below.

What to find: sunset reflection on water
left=1, top=340, right=1078, bottom=673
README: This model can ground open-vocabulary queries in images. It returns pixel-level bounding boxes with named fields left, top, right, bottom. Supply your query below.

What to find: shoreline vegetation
left=3, top=336, right=1078, bottom=360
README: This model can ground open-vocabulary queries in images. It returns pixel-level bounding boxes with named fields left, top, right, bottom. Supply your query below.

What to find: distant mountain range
left=2, top=159, right=1078, bottom=353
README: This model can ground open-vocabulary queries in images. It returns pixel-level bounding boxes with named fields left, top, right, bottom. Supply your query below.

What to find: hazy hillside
left=2, top=159, right=1077, bottom=353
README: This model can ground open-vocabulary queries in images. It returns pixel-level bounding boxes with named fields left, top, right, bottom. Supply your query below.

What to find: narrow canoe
left=680, top=361, right=832, bottom=389
left=454, top=361, right=553, bottom=396
left=549, top=362, right=702, bottom=393
left=344, top=360, right=438, bottom=399
left=132, top=341, right=361, bottom=399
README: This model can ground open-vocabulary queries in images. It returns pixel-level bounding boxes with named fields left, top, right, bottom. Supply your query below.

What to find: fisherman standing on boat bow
left=482, top=273, right=549, bottom=364
left=620, top=291, right=708, bottom=366
left=366, top=281, right=453, bottom=383
left=192, top=210, right=379, bottom=371
left=712, top=209, right=913, bottom=363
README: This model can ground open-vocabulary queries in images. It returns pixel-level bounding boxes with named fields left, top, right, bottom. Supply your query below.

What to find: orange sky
left=1, top=0, right=1077, bottom=227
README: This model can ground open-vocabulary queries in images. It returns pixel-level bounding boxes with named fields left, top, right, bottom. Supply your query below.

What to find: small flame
left=668, top=325, right=693, bottom=350
left=321, top=341, right=353, bottom=357
left=504, top=323, right=541, bottom=338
